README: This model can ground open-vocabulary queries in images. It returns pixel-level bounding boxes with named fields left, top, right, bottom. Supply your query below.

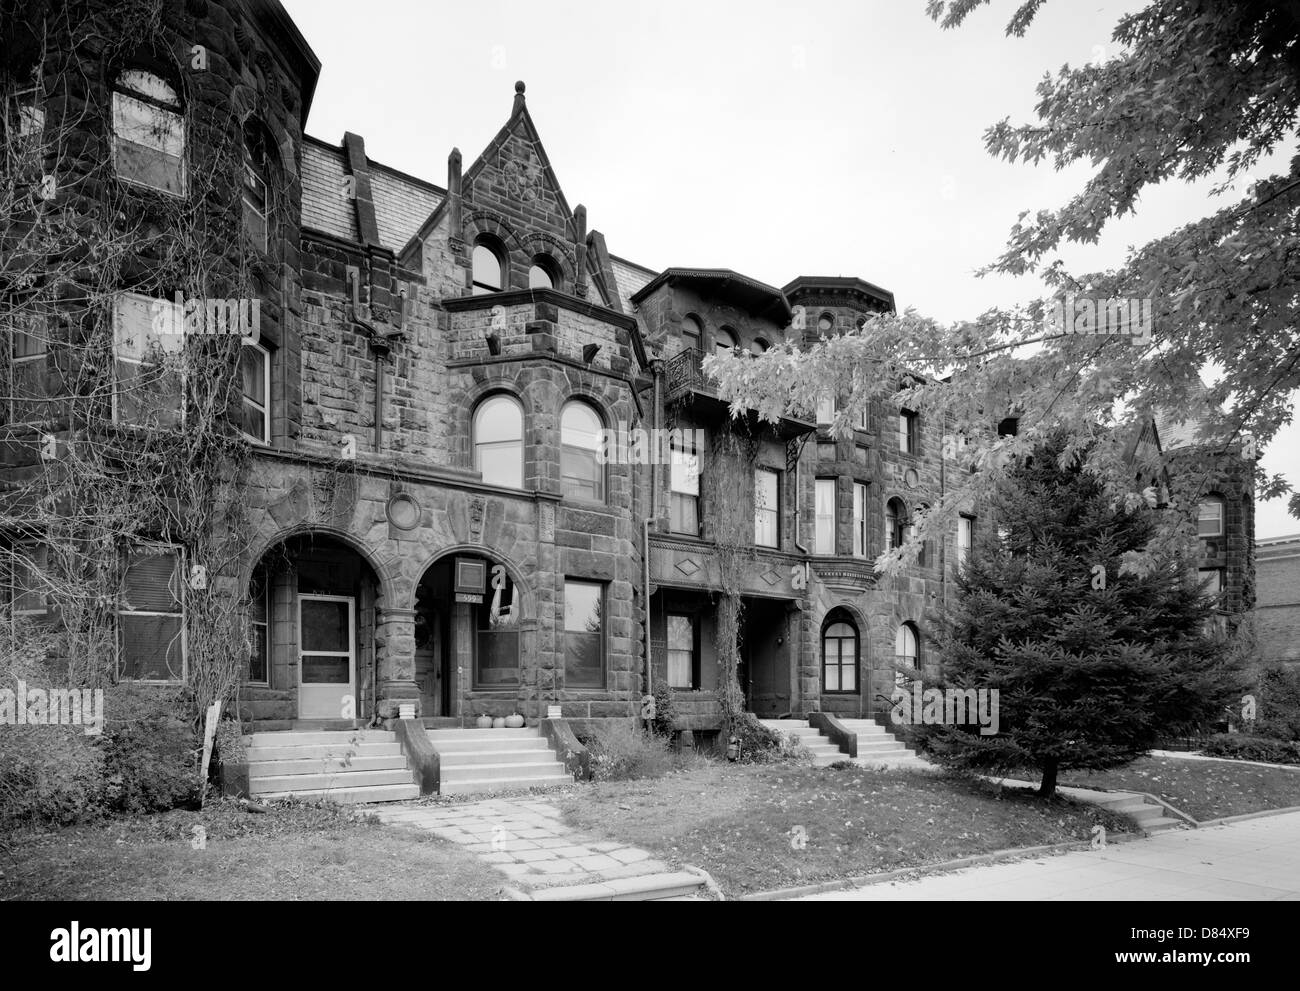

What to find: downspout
left=644, top=360, right=662, bottom=699
left=792, top=439, right=811, bottom=716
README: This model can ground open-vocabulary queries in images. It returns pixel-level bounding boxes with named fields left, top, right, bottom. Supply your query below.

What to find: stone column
left=375, top=606, right=420, bottom=720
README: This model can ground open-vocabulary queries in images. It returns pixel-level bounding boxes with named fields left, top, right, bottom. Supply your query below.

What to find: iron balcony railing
left=664, top=347, right=710, bottom=401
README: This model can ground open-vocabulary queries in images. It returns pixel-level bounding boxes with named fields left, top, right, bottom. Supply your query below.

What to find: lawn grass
left=1061, top=754, right=1300, bottom=822
left=1, top=799, right=503, bottom=901
left=556, top=762, right=1134, bottom=897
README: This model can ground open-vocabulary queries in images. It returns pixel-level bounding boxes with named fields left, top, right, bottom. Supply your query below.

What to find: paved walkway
left=793, top=810, right=1300, bottom=900
left=372, top=798, right=701, bottom=899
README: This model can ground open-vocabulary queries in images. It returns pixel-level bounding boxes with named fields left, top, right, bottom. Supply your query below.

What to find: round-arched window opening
left=821, top=611, right=859, bottom=694
left=528, top=254, right=560, bottom=290
left=473, top=394, right=524, bottom=489
left=818, top=312, right=835, bottom=334
left=716, top=327, right=739, bottom=357
left=561, top=401, right=606, bottom=503
left=751, top=338, right=769, bottom=355
left=472, top=238, right=505, bottom=294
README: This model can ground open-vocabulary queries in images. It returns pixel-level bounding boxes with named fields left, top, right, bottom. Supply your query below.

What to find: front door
left=298, top=594, right=355, bottom=720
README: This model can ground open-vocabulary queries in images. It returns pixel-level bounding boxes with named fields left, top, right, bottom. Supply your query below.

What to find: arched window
left=751, top=338, right=769, bottom=355
left=822, top=612, right=859, bottom=693
left=472, top=237, right=506, bottom=294
left=112, top=69, right=186, bottom=195
left=242, top=121, right=272, bottom=252
left=1198, top=494, right=1225, bottom=538
left=817, top=312, right=835, bottom=334
left=529, top=254, right=559, bottom=290
left=895, top=622, right=920, bottom=678
left=886, top=498, right=907, bottom=551
left=473, top=395, right=524, bottom=489
left=715, top=327, right=738, bottom=356
left=681, top=315, right=703, bottom=354
left=560, top=401, right=605, bottom=503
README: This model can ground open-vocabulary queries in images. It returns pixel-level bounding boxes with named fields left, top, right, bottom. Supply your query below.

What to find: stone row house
left=0, top=0, right=1255, bottom=752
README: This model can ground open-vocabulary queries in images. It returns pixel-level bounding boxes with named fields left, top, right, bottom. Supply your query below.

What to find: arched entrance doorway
left=247, top=533, right=383, bottom=723
left=414, top=552, right=523, bottom=721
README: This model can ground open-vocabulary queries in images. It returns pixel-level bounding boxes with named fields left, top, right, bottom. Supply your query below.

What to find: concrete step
left=439, top=748, right=558, bottom=767
left=246, top=742, right=403, bottom=762
left=426, top=728, right=537, bottom=742
left=246, top=730, right=395, bottom=748
left=249, top=768, right=416, bottom=794
left=1144, top=817, right=1185, bottom=833
left=439, top=773, right=573, bottom=796
left=247, top=755, right=409, bottom=777
left=527, top=872, right=706, bottom=902
left=255, top=783, right=419, bottom=805
left=431, top=737, right=552, bottom=754
left=1112, top=800, right=1166, bottom=822
left=440, top=762, right=569, bottom=782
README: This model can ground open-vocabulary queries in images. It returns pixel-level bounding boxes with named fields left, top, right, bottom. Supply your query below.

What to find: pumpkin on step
left=492, top=717, right=507, bottom=729
left=505, top=713, right=524, bottom=728
left=475, top=714, right=493, bottom=729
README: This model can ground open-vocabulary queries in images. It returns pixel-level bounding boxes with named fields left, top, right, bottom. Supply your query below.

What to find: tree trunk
left=1037, top=759, right=1058, bottom=798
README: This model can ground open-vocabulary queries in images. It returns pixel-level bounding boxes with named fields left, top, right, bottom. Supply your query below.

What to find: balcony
left=664, top=347, right=814, bottom=440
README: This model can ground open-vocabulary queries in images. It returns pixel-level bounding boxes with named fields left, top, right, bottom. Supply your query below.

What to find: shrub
left=1254, top=664, right=1300, bottom=742
left=730, top=712, right=810, bottom=765
left=0, top=724, right=105, bottom=832
left=583, top=721, right=677, bottom=782
left=1202, top=734, right=1300, bottom=765
left=101, top=684, right=201, bottom=814
left=650, top=681, right=679, bottom=738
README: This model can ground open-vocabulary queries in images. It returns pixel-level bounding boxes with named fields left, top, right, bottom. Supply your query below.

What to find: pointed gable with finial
left=402, top=80, right=611, bottom=305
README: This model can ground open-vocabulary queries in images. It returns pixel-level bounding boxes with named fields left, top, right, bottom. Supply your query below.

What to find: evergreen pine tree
left=916, top=432, right=1244, bottom=797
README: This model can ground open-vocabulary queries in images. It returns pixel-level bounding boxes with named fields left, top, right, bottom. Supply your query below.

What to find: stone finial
left=514, top=80, right=526, bottom=114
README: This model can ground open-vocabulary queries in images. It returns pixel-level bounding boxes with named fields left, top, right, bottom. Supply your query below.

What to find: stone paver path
left=372, top=798, right=701, bottom=899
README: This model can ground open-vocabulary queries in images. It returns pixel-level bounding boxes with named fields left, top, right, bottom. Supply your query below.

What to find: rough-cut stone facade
left=2, top=0, right=1259, bottom=735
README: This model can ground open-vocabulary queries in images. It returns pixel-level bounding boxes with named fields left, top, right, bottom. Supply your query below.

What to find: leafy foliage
left=709, top=0, right=1297, bottom=577
left=1201, top=733, right=1300, bottom=766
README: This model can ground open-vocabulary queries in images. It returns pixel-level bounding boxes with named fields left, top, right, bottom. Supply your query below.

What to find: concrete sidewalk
left=793, top=810, right=1300, bottom=900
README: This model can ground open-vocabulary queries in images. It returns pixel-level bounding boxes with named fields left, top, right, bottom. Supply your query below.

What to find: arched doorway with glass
left=414, top=552, right=528, bottom=723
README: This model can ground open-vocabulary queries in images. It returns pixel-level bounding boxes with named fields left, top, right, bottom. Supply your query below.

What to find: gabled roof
left=629, top=268, right=792, bottom=322
left=608, top=254, right=657, bottom=315
left=300, top=135, right=445, bottom=251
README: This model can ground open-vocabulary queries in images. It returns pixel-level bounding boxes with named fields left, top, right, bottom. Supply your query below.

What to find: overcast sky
left=281, top=0, right=1299, bottom=539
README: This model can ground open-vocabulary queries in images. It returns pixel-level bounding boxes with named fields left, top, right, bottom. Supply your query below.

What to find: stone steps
left=242, top=728, right=417, bottom=805
left=524, top=871, right=707, bottom=902
left=429, top=727, right=573, bottom=796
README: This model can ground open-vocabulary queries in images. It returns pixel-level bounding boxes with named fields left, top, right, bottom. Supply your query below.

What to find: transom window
left=822, top=612, right=858, bottom=693
left=473, top=395, right=524, bottom=489
left=561, top=401, right=605, bottom=503
left=112, top=69, right=186, bottom=196
left=472, top=238, right=505, bottom=294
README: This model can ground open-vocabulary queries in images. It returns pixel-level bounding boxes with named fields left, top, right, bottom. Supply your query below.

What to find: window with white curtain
left=815, top=479, right=836, bottom=555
